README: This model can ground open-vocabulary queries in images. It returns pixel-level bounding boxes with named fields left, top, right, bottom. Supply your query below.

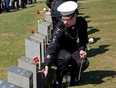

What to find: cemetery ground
left=0, top=0, right=116, bottom=88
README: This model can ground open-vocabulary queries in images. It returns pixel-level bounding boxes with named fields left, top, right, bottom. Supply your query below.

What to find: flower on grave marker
left=31, top=29, right=36, bottom=34
left=38, top=19, right=46, bottom=23
left=33, top=57, right=40, bottom=72
left=36, top=8, right=49, bottom=15
left=43, top=8, right=47, bottom=12
left=33, top=57, right=39, bottom=64
left=36, top=10, right=40, bottom=14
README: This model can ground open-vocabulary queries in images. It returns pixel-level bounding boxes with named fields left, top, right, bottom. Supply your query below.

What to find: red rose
left=31, top=29, right=36, bottom=34
left=33, top=57, right=39, bottom=63
left=36, top=10, right=40, bottom=14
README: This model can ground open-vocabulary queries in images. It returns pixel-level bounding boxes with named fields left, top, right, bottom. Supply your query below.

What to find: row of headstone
left=0, top=14, right=52, bottom=88
left=0, top=80, right=22, bottom=88
left=25, top=14, right=52, bottom=69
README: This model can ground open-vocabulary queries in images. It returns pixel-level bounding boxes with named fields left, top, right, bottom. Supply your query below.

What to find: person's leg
left=29, top=0, right=32, bottom=4
left=52, top=17, right=61, bottom=30
left=23, top=0, right=26, bottom=8
left=65, top=59, right=78, bottom=87
left=21, top=0, right=23, bottom=8
left=70, top=50, right=89, bottom=85
left=72, top=51, right=89, bottom=72
left=21, top=0, right=26, bottom=8
left=16, top=0, right=19, bottom=10
left=4, top=0, right=10, bottom=12
left=51, top=17, right=61, bottom=37
left=56, top=50, right=71, bottom=84
left=11, top=0, right=15, bottom=9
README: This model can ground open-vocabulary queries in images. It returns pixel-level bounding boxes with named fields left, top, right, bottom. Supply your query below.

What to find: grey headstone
left=44, top=14, right=52, bottom=23
left=38, top=21, right=51, bottom=44
left=25, top=37, right=42, bottom=69
left=30, top=33, right=46, bottom=63
left=7, top=66, right=33, bottom=88
left=44, top=14, right=53, bottom=31
left=18, top=56, right=38, bottom=88
left=31, top=32, right=47, bottom=45
left=0, top=80, right=22, bottom=88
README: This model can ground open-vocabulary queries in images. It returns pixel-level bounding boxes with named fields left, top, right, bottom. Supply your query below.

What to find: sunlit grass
left=0, top=0, right=116, bottom=87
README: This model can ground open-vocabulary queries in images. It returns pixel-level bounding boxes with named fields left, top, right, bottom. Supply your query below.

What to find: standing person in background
left=43, top=1, right=89, bottom=88
left=4, top=0, right=10, bottom=12
left=21, top=0, right=26, bottom=8
left=29, top=0, right=32, bottom=4
left=45, top=0, right=78, bottom=35
left=12, top=0, right=19, bottom=10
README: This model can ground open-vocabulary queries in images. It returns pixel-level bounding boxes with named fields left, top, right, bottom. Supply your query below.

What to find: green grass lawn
left=0, top=0, right=116, bottom=88
left=0, top=2, right=47, bottom=80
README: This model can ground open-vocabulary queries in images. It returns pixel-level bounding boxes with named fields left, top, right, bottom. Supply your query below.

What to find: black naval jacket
left=46, top=0, right=77, bottom=17
left=45, top=16, right=88, bottom=66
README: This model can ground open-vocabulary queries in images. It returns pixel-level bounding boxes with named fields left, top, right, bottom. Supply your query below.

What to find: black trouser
left=54, top=50, right=89, bottom=83
left=21, top=0, right=26, bottom=8
left=51, top=17, right=61, bottom=36
left=12, top=0, right=19, bottom=9
left=4, top=0, right=10, bottom=12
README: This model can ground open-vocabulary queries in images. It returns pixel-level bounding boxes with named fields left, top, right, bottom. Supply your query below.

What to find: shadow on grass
left=79, top=12, right=84, bottom=15
left=88, top=27, right=100, bottom=35
left=47, top=69, right=116, bottom=87
left=87, top=45, right=110, bottom=57
left=79, top=70, right=116, bottom=85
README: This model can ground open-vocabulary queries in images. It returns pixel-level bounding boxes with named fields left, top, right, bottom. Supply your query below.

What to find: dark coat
left=45, top=16, right=88, bottom=66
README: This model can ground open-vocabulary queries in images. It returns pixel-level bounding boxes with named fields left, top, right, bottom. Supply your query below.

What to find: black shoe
left=70, top=79, right=78, bottom=86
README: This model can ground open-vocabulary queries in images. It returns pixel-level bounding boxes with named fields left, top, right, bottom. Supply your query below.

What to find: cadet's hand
left=42, top=66, right=49, bottom=78
left=79, top=50, right=87, bottom=59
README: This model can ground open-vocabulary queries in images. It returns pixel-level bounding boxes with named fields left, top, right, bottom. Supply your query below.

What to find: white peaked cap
left=57, top=1, right=78, bottom=16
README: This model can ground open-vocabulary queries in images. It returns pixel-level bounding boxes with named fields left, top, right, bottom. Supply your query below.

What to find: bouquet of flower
left=36, top=8, right=49, bottom=14
left=38, top=19, right=46, bottom=23
left=36, top=7, right=50, bottom=23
